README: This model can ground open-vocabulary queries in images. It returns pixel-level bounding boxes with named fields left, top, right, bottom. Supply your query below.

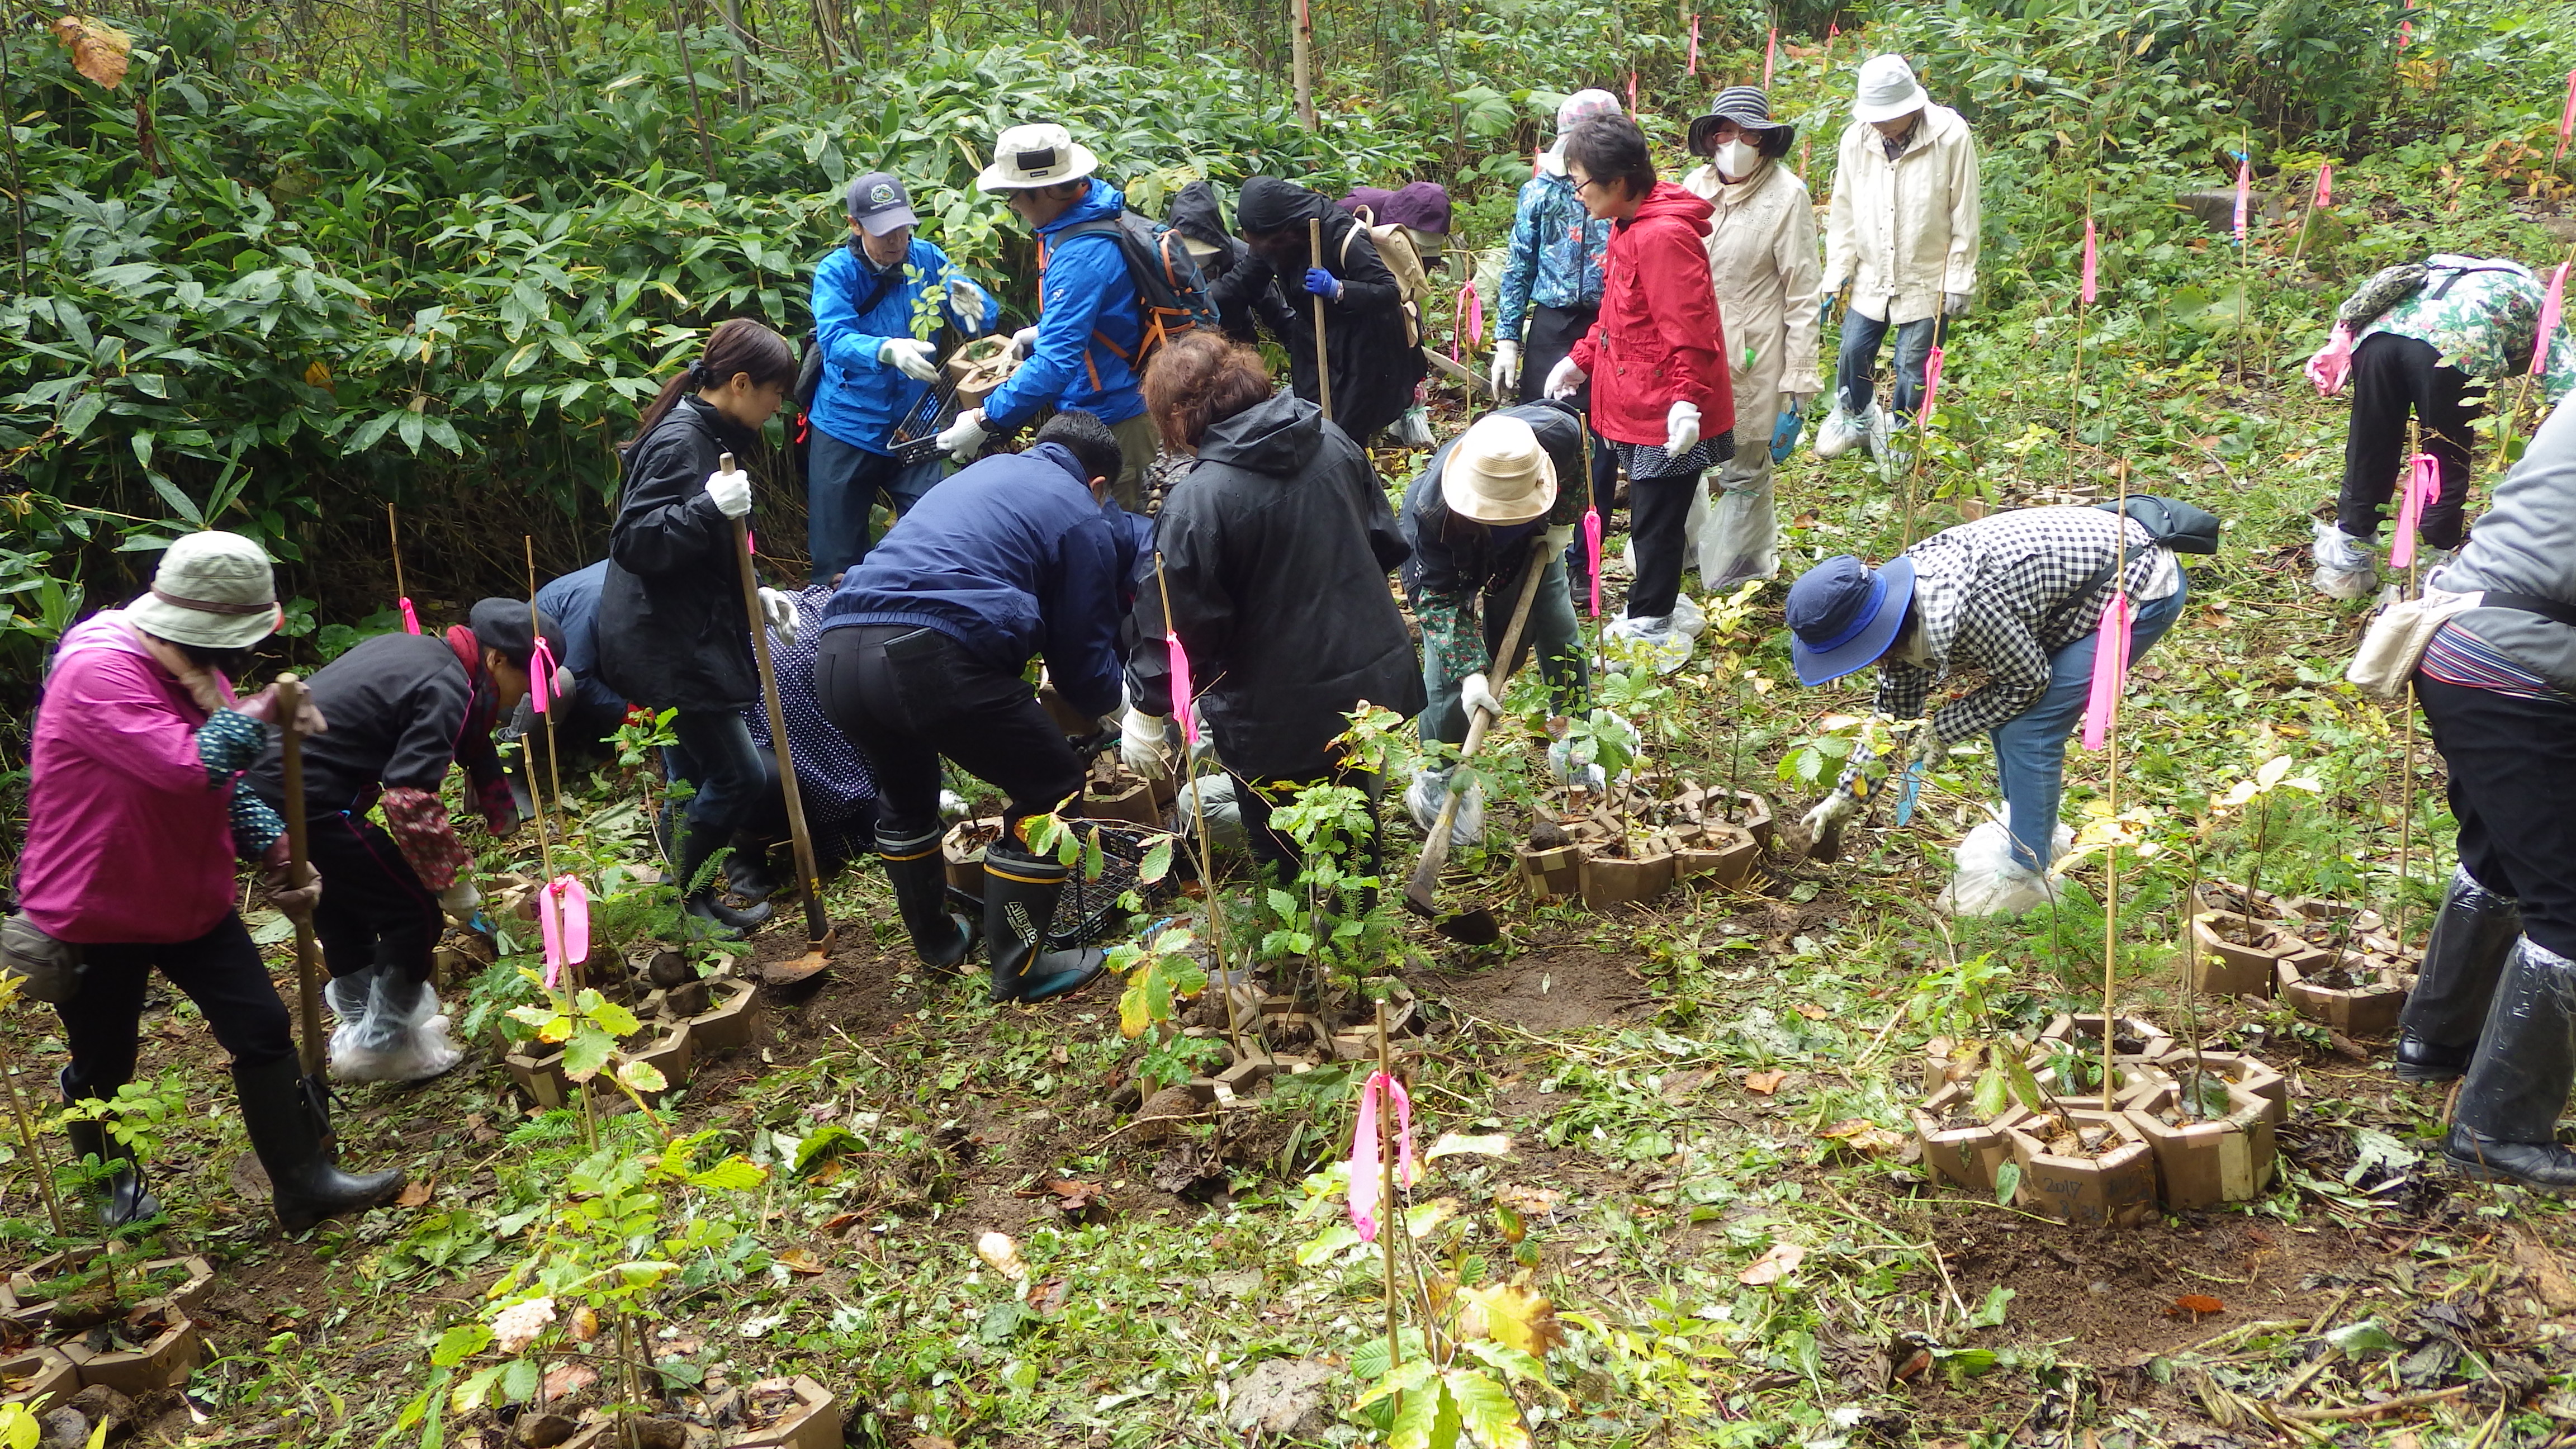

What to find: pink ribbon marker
left=1919, top=345, right=1945, bottom=425
left=1687, top=15, right=1700, bottom=77
left=538, top=874, right=589, bottom=990
left=1451, top=285, right=1484, bottom=363
left=1347, top=1070, right=1417, bottom=1243
left=2080, top=219, right=2099, bottom=306
left=1583, top=507, right=1604, bottom=618
left=2307, top=321, right=2356, bottom=397
left=1166, top=632, right=1200, bottom=745
left=2313, top=162, right=2333, bottom=211
left=2532, top=259, right=2568, bottom=377
left=399, top=598, right=421, bottom=636
left=2390, top=454, right=2441, bottom=569
left=1760, top=25, right=1774, bottom=85
left=2558, top=69, right=2576, bottom=162
left=1626, top=70, right=1637, bottom=114
left=2233, top=157, right=2251, bottom=244
left=529, top=637, right=557, bottom=714
left=2081, top=593, right=2135, bottom=751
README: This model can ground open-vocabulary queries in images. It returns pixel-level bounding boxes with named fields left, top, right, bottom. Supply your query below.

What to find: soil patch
left=1412, top=941, right=1654, bottom=1032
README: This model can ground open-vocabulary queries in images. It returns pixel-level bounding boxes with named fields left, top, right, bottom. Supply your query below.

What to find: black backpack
left=2043, top=494, right=2222, bottom=633
left=1042, top=210, right=1223, bottom=376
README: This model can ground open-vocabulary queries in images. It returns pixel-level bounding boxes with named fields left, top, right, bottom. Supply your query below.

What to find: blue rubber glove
left=1303, top=267, right=1342, bottom=301
left=1770, top=409, right=1804, bottom=463
left=1819, top=295, right=1837, bottom=330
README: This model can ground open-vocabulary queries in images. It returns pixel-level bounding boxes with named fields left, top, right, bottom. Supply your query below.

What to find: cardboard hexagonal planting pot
left=1, top=1346, right=77, bottom=1409
left=505, top=1043, right=580, bottom=1111
left=730, top=1375, right=841, bottom=1448
left=7, top=1252, right=211, bottom=1324
left=1516, top=842, right=1581, bottom=901
left=2168, top=1049, right=2289, bottom=1125
left=684, top=977, right=764, bottom=1056
left=944, top=817, right=1005, bottom=893
left=1578, top=846, right=1674, bottom=910
left=59, top=1298, right=202, bottom=1395
left=2125, top=1081, right=2277, bottom=1209
left=2182, top=912, right=2314, bottom=998
left=2279, top=952, right=2410, bottom=1036
left=2035, top=1013, right=2173, bottom=1063
left=2005, top=1109, right=2158, bottom=1226
left=1911, top=1081, right=2023, bottom=1194
left=1670, top=822, right=1761, bottom=889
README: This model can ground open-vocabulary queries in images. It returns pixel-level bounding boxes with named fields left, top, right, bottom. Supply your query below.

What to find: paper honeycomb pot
left=1671, top=822, right=1761, bottom=889
left=730, top=1376, right=843, bottom=1449
left=1911, top=1081, right=2023, bottom=1194
left=2278, top=954, right=2410, bottom=1036
left=2035, top=1013, right=2174, bottom=1063
left=943, top=817, right=1005, bottom=894
left=60, top=1300, right=202, bottom=1396
left=2005, top=1109, right=2158, bottom=1226
left=2183, top=912, right=2307, bottom=999
left=1515, top=842, right=1581, bottom=901
left=0, top=1347, right=76, bottom=1410
left=2167, top=1049, right=2289, bottom=1125
left=2125, top=1081, right=2277, bottom=1210
left=1578, top=845, right=1674, bottom=910
left=505, top=1045, right=580, bottom=1111
left=7, top=1252, right=212, bottom=1321
left=1084, top=779, right=1168, bottom=828
left=685, top=977, right=764, bottom=1055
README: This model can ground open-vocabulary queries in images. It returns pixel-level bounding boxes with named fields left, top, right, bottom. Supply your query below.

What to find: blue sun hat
left=1786, top=554, right=1918, bottom=685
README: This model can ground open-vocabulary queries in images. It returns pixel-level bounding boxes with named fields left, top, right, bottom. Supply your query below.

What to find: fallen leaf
left=2173, top=1294, right=2226, bottom=1315
left=1494, top=1183, right=1562, bottom=1214
left=1426, top=1131, right=1514, bottom=1161
left=776, top=1248, right=826, bottom=1277
left=1738, top=1240, right=1807, bottom=1286
left=1743, top=1071, right=1787, bottom=1096
left=1793, top=1003, right=1829, bottom=1021
left=1457, top=1281, right=1565, bottom=1354
left=1030, top=1278, right=1070, bottom=1314
left=50, top=16, right=132, bottom=89
left=396, top=1179, right=434, bottom=1209
left=1042, top=1177, right=1104, bottom=1200
left=2512, top=1228, right=2576, bottom=1311
left=908, top=1437, right=957, bottom=1449
left=1817, top=1119, right=1907, bottom=1156
left=818, top=1211, right=862, bottom=1238
left=569, top=1306, right=600, bottom=1342
left=541, top=1361, right=599, bottom=1398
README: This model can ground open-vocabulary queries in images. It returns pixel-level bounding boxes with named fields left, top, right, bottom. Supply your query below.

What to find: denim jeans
left=664, top=709, right=768, bottom=831
left=1418, top=556, right=1587, bottom=749
left=1835, top=311, right=1940, bottom=419
left=807, top=428, right=948, bottom=585
left=1989, top=575, right=2190, bottom=870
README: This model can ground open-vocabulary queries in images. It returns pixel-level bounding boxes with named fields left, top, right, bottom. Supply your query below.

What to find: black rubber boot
left=725, top=831, right=782, bottom=904
left=982, top=850, right=1106, bottom=1003
left=2397, top=867, right=2522, bottom=1082
left=61, top=1070, right=160, bottom=1230
left=880, top=826, right=976, bottom=969
left=234, top=1054, right=406, bottom=1232
left=676, top=820, right=773, bottom=939
left=2446, top=935, right=2576, bottom=1191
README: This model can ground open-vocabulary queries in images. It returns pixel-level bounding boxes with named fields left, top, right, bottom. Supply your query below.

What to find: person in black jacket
left=1228, top=177, right=1427, bottom=448
left=1121, top=333, right=1426, bottom=885
left=816, top=410, right=1133, bottom=1004
left=1399, top=404, right=1589, bottom=844
left=593, top=319, right=803, bottom=939
left=245, top=599, right=560, bottom=1083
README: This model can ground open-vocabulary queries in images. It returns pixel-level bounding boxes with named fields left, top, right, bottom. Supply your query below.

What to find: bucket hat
left=1441, top=414, right=1558, bottom=526
left=1689, top=86, right=1787, bottom=157
left=976, top=123, right=1100, bottom=192
left=1786, top=553, right=1918, bottom=685
left=1852, top=54, right=1930, bottom=124
left=126, top=532, right=281, bottom=651
left=1555, top=88, right=1623, bottom=134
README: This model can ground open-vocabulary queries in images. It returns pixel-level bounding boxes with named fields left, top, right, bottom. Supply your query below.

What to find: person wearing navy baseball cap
left=1786, top=506, right=2195, bottom=916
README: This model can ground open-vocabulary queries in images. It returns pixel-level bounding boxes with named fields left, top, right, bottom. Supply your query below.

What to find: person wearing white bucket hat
left=941, top=121, right=1164, bottom=510
left=1815, top=54, right=1980, bottom=463
left=1397, top=404, right=1590, bottom=845
left=12, top=532, right=406, bottom=1232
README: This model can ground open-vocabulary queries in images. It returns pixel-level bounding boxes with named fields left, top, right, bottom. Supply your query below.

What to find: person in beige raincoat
left=1678, top=87, right=1823, bottom=589
left=1815, top=54, right=1980, bottom=462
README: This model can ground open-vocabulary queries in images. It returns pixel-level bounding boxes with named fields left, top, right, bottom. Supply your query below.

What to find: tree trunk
left=1290, top=0, right=1315, bottom=128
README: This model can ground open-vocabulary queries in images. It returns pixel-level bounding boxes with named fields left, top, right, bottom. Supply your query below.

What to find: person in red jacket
left=1544, top=113, right=1734, bottom=673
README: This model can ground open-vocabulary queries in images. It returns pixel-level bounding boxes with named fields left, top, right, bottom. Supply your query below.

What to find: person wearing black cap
left=806, top=171, right=1000, bottom=586
left=245, top=598, right=564, bottom=1082
left=1229, top=176, right=1428, bottom=448
left=1783, top=508, right=2189, bottom=915
left=1679, top=87, right=1822, bottom=590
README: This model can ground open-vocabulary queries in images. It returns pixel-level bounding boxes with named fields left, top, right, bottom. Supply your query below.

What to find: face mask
left=1712, top=140, right=1760, bottom=177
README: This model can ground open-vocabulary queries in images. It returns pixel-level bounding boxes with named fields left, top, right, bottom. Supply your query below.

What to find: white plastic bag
left=2312, top=520, right=2379, bottom=601
left=1933, top=819, right=2073, bottom=918
left=1404, top=766, right=1485, bottom=848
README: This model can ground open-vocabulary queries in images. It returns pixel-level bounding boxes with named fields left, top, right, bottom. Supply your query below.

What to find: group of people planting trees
left=13, top=46, right=2576, bottom=1259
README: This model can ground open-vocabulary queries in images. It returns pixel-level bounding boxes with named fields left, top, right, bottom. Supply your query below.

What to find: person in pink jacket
left=1543, top=113, right=1734, bottom=672
left=6, top=533, right=404, bottom=1233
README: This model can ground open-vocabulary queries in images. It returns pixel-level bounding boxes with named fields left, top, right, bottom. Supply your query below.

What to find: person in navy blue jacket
left=816, top=411, right=1131, bottom=1004
left=935, top=124, right=1159, bottom=510
left=807, top=172, right=1000, bottom=585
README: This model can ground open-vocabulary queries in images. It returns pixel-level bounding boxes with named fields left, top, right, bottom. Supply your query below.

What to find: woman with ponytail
left=595, top=318, right=801, bottom=938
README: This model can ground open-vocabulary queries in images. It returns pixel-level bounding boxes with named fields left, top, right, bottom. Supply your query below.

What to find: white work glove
left=1943, top=291, right=1972, bottom=318
left=1800, top=790, right=1862, bottom=843
left=437, top=880, right=482, bottom=928
left=936, top=408, right=990, bottom=461
left=1543, top=356, right=1587, bottom=401
left=879, top=337, right=940, bottom=382
left=1545, top=523, right=1575, bottom=554
left=1489, top=340, right=1521, bottom=395
left=756, top=586, right=801, bottom=648
left=1008, top=325, right=1042, bottom=361
left=946, top=276, right=986, bottom=320
left=1460, top=671, right=1502, bottom=723
left=1119, top=708, right=1173, bottom=781
left=704, top=464, right=752, bottom=519
left=1664, top=400, right=1702, bottom=456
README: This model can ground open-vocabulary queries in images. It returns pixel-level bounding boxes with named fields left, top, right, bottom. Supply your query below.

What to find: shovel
left=1309, top=215, right=1333, bottom=423
left=1403, top=534, right=1557, bottom=944
left=722, top=452, right=838, bottom=986
left=272, top=674, right=336, bottom=1142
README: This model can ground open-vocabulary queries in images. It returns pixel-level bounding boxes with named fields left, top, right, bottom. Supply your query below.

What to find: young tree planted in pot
left=2212, top=754, right=2323, bottom=946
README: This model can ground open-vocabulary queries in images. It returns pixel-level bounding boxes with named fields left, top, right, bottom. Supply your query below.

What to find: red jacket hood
left=1627, top=182, right=1713, bottom=236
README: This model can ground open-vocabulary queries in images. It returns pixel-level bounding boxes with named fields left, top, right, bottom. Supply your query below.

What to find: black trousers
left=1625, top=470, right=1703, bottom=620
left=2340, top=333, right=2484, bottom=551
left=56, top=914, right=293, bottom=1102
left=306, top=811, right=441, bottom=987
left=1232, top=764, right=1385, bottom=897
left=2419, top=674, right=2576, bottom=959
left=816, top=624, right=1085, bottom=847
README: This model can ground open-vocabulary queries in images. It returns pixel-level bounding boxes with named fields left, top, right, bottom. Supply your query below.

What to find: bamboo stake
left=1150, top=553, right=1254, bottom=1061
left=1375, top=997, right=1402, bottom=1414
left=387, top=502, right=408, bottom=613
left=2101, top=459, right=2129, bottom=1113
left=2067, top=196, right=2092, bottom=494
left=2395, top=423, right=2421, bottom=955
left=1309, top=216, right=1334, bottom=423
left=0, top=1038, right=66, bottom=1233
left=524, top=539, right=571, bottom=944
left=517, top=542, right=591, bottom=1145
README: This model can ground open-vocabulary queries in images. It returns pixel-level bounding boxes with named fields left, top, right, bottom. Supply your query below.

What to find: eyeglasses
left=1570, top=174, right=1604, bottom=196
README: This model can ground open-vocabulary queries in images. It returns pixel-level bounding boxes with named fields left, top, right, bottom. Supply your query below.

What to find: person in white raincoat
left=1678, top=87, right=1822, bottom=590
left=1815, top=54, right=1980, bottom=462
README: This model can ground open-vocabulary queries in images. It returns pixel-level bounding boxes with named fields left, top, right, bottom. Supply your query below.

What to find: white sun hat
left=1441, top=414, right=1558, bottom=525
left=1852, top=54, right=1931, bottom=124
left=126, top=531, right=281, bottom=650
left=976, top=123, right=1101, bottom=192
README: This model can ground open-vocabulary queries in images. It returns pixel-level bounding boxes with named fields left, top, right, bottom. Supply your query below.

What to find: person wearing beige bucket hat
left=1397, top=404, right=1591, bottom=845
left=11, top=531, right=406, bottom=1233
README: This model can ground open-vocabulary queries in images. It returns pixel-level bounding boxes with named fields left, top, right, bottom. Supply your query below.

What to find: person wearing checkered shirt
left=1783, top=506, right=2191, bottom=915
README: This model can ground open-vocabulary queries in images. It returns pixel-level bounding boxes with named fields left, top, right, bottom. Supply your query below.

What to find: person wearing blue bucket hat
left=1786, top=506, right=2194, bottom=915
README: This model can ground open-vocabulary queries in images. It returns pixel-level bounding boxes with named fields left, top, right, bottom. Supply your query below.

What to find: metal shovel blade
left=760, top=927, right=838, bottom=988
left=1401, top=887, right=1502, bottom=945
